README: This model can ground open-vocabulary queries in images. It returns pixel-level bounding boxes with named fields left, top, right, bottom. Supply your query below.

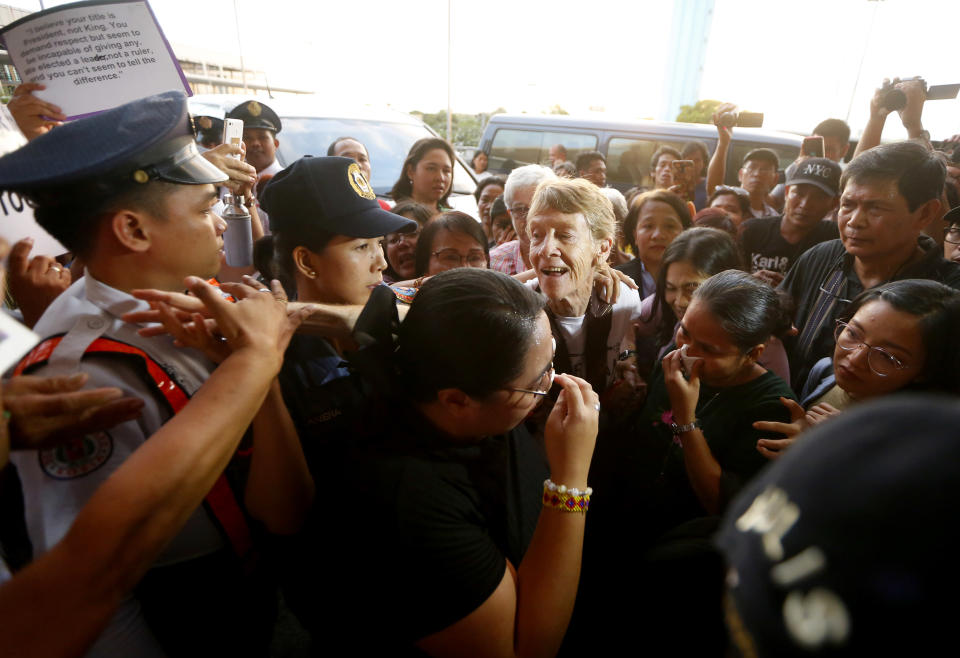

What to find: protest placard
left=0, top=189, right=66, bottom=259
left=0, top=0, right=190, bottom=120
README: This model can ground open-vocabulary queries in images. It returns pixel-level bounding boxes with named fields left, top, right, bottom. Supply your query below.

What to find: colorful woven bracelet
left=543, top=479, right=592, bottom=513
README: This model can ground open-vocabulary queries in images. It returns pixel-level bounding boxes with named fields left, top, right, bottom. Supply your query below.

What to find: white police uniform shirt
left=259, top=158, right=282, bottom=178
left=10, top=273, right=223, bottom=657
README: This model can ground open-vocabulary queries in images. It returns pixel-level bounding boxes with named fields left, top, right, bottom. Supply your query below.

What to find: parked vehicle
left=478, top=114, right=804, bottom=192
left=188, top=94, right=478, bottom=215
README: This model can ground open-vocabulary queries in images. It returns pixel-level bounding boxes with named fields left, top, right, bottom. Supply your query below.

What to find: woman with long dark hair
left=390, top=137, right=456, bottom=216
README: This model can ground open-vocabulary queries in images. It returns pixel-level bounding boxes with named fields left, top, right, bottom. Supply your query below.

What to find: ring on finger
left=593, top=402, right=601, bottom=412
left=50, top=265, right=62, bottom=273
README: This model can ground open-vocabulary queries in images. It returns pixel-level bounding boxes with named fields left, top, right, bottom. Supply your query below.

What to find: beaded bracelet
left=543, top=479, right=592, bottom=513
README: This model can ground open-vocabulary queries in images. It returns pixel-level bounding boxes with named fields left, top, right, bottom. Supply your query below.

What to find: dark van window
left=489, top=129, right=596, bottom=172
left=725, top=143, right=801, bottom=185
left=606, top=136, right=687, bottom=190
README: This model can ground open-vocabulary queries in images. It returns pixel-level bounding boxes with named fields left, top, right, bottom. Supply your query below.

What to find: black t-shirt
left=301, top=410, right=548, bottom=653
left=739, top=215, right=838, bottom=275
left=591, top=363, right=794, bottom=549
left=280, top=288, right=550, bottom=652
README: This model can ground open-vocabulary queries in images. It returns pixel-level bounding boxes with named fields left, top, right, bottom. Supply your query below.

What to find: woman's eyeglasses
left=432, top=248, right=487, bottom=268
left=507, top=365, right=555, bottom=397
left=834, top=320, right=909, bottom=377
left=505, top=337, right=557, bottom=398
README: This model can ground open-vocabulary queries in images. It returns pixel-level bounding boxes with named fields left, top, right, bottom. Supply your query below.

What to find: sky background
left=19, top=0, right=960, bottom=140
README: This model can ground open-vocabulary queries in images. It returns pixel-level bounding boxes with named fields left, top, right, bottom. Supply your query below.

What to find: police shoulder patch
left=347, top=162, right=376, bottom=200
left=39, top=432, right=113, bottom=480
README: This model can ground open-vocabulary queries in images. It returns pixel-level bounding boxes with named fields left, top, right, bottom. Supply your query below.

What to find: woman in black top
left=296, top=269, right=600, bottom=656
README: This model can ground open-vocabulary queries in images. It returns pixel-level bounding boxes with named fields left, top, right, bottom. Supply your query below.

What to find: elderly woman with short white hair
left=526, top=177, right=644, bottom=400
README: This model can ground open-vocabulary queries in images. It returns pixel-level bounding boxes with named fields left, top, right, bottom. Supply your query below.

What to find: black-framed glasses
left=507, top=364, right=555, bottom=397
left=432, top=248, right=487, bottom=268
left=833, top=320, right=909, bottom=377
left=944, top=226, right=960, bottom=245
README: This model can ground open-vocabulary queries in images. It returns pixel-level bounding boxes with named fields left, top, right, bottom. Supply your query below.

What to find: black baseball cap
left=0, top=91, right=227, bottom=188
left=716, top=395, right=960, bottom=657
left=742, top=148, right=780, bottom=169
left=260, top=156, right=416, bottom=238
left=943, top=205, right=960, bottom=227
left=785, top=157, right=842, bottom=197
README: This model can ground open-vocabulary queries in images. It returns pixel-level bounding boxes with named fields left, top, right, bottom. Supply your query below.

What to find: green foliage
left=413, top=110, right=488, bottom=146
left=676, top=99, right=722, bottom=124
left=411, top=108, right=508, bottom=146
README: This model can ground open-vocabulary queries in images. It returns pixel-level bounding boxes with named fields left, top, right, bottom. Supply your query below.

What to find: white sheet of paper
left=0, top=0, right=190, bottom=120
left=0, top=110, right=68, bottom=257
left=0, top=311, right=41, bottom=374
left=0, top=190, right=67, bottom=258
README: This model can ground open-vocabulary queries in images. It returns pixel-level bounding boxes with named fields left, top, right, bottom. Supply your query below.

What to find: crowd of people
left=0, top=75, right=957, bottom=657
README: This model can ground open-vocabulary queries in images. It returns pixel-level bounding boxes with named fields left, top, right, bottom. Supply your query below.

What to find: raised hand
left=6, top=237, right=72, bottom=327
left=6, top=83, right=66, bottom=140
left=544, top=373, right=599, bottom=488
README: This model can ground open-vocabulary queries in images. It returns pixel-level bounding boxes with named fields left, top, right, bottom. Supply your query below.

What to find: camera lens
left=882, top=88, right=907, bottom=111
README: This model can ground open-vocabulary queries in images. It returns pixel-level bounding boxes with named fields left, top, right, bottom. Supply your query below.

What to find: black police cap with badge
left=260, top=156, right=415, bottom=239
left=226, top=100, right=282, bottom=134
left=0, top=90, right=227, bottom=188
left=716, top=395, right=960, bottom=657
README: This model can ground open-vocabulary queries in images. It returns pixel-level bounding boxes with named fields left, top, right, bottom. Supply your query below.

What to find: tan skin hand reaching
left=0, top=272, right=313, bottom=658
left=753, top=396, right=842, bottom=459
left=200, top=142, right=258, bottom=196
left=6, top=237, right=73, bottom=328
left=0, top=240, right=143, bottom=452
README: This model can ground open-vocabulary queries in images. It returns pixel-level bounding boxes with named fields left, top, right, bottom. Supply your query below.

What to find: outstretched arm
left=0, top=276, right=309, bottom=658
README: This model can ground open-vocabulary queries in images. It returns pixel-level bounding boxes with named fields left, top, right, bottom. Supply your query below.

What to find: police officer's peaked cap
left=226, top=99, right=282, bottom=133
left=194, top=115, right=225, bottom=141
left=0, top=91, right=228, bottom=188
left=261, top=156, right=415, bottom=239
